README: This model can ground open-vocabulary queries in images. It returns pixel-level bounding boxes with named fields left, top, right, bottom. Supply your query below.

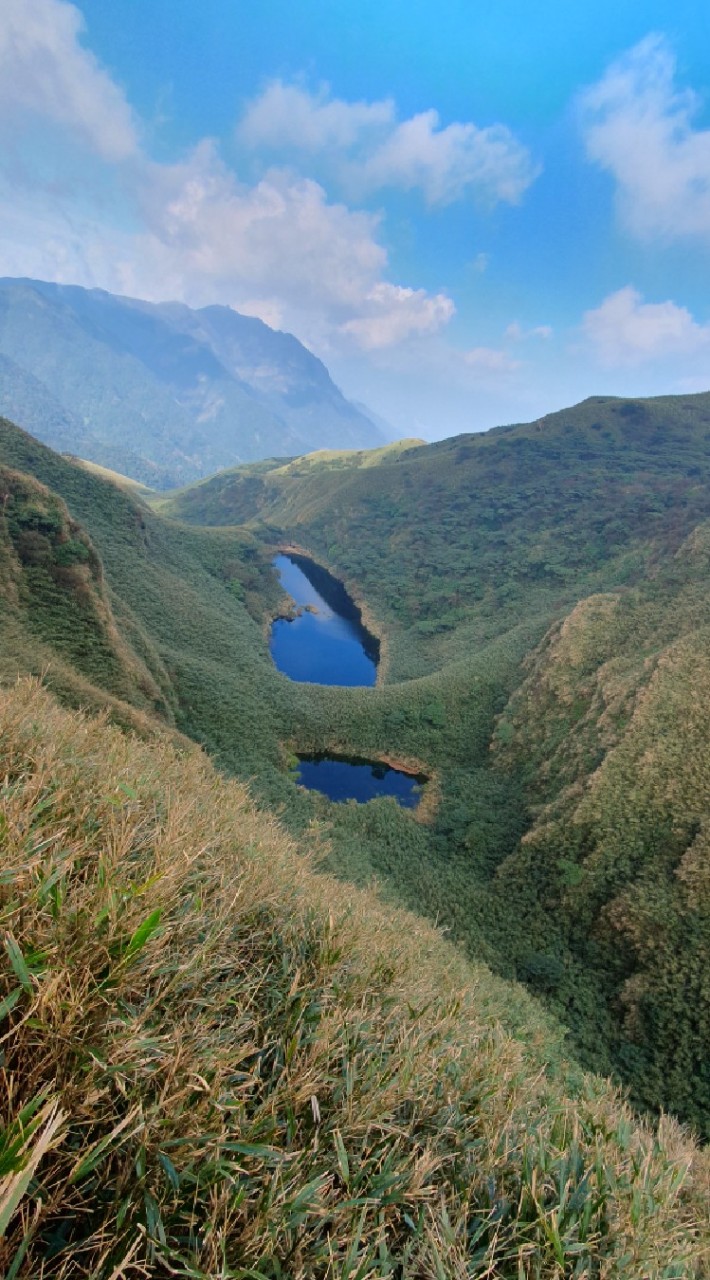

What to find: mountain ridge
left=0, top=277, right=387, bottom=487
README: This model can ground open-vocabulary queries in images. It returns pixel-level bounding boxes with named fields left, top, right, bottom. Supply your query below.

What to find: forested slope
left=161, top=392, right=710, bottom=676
left=156, top=392, right=710, bottom=1135
left=2, top=399, right=709, bottom=1132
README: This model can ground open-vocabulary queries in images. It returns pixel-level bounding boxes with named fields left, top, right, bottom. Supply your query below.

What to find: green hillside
left=1, top=396, right=710, bottom=1135
left=0, top=463, right=174, bottom=722
left=73, top=456, right=156, bottom=498
left=155, top=392, right=710, bottom=1136
left=1, top=679, right=707, bottom=1278
left=160, top=392, right=710, bottom=677
left=0, top=416, right=285, bottom=763
left=1, top=401, right=710, bottom=1271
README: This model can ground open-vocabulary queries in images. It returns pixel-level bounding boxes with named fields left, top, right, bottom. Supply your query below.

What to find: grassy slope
left=73, top=456, right=156, bottom=498
left=0, top=418, right=290, bottom=770
left=2, top=406, right=709, bottom=1132
left=160, top=392, right=710, bottom=677
left=0, top=422, right=540, bottom=997
left=490, top=529, right=710, bottom=1129
left=1, top=678, right=707, bottom=1278
left=0, top=463, right=172, bottom=721
left=155, top=393, right=710, bottom=1135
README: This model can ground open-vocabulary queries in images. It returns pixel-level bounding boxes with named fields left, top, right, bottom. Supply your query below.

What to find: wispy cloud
left=239, top=80, right=539, bottom=208
left=463, top=346, right=521, bottom=375
left=340, top=284, right=454, bottom=350
left=0, top=0, right=138, bottom=161
left=580, top=35, right=710, bottom=243
left=505, top=322, right=552, bottom=342
left=0, top=0, right=456, bottom=353
left=239, top=80, right=395, bottom=152
left=583, top=286, right=710, bottom=366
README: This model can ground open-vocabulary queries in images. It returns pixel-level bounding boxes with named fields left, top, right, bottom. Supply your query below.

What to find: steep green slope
left=2, top=403, right=709, bottom=1135
left=1, top=679, right=707, bottom=1278
left=0, top=464, right=171, bottom=721
left=0, top=416, right=286, bottom=767
left=490, top=532, right=710, bottom=1131
left=154, top=392, right=710, bottom=1134
left=161, top=391, right=710, bottom=679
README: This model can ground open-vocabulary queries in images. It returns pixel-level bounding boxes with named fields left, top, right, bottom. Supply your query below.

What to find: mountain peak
left=0, top=277, right=386, bottom=488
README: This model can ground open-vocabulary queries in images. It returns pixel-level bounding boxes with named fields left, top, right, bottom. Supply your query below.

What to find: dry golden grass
left=0, top=679, right=707, bottom=1278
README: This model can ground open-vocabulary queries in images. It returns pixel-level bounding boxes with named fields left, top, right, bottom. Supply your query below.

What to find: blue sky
left=1, top=0, right=710, bottom=438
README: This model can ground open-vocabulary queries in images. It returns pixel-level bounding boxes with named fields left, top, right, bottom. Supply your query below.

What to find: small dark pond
left=270, top=554, right=379, bottom=686
left=272, top=556, right=426, bottom=808
left=295, top=755, right=425, bottom=808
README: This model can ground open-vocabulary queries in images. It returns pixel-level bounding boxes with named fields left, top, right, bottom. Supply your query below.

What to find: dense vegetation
left=157, top=392, right=710, bottom=1137
left=161, top=392, right=710, bottom=676
left=1, top=391, right=709, bottom=1156
left=1, top=679, right=707, bottom=1277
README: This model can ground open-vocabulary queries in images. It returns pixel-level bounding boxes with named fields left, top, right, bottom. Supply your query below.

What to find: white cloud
left=239, top=81, right=538, bottom=208
left=129, top=149, right=454, bottom=348
left=359, top=110, right=537, bottom=206
left=580, top=35, right=710, bottom=242
left=0, top=0, right=138, bottom=161
left=0, top=1, right=457, bottom=354
left=505, top=321, right=552, bottom=341
left=463, top=346, right=521, bottom=375
left=136, top=145, right=388, bottom=315
left=339, top=283, right=454, bottom=349
left=582, top=286, right=710, bottom=366
left=239, top=81, right=394, bottom=151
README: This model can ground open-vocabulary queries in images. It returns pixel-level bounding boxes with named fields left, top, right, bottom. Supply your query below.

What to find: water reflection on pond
left=270, top=554, right=378, bottom=687
left=272, top=556, right=425, bottom=808
left=295, top=755, right=425, bottom=808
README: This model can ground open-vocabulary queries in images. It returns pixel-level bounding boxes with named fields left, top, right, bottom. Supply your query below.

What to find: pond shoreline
left=270, top=551, right=377, bottom=686
left=270, top=547, right=437, bottom=817
left=285, top=740, right=440, bottom=822
left=274, top=542, right=391, bottom=686
left=295, top=751, right=427, bottom=811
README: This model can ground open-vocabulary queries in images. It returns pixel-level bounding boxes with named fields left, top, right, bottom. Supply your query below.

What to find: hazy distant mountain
left=0, top=278, right=386, bottom=487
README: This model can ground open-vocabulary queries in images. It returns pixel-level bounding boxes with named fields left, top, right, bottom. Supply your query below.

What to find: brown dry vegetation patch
left=0, top=680, right=707, bottom=1278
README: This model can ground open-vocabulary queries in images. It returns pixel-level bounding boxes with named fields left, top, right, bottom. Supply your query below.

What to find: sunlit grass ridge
left=1, top=679, right=707, bottom=1278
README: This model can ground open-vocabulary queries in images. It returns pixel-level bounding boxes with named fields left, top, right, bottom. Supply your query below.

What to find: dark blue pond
left=272, top=557, right=425, bottom=807
left=296, top=755, right=425, bottom=808
left=270, top=554, right=379, bottom=686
